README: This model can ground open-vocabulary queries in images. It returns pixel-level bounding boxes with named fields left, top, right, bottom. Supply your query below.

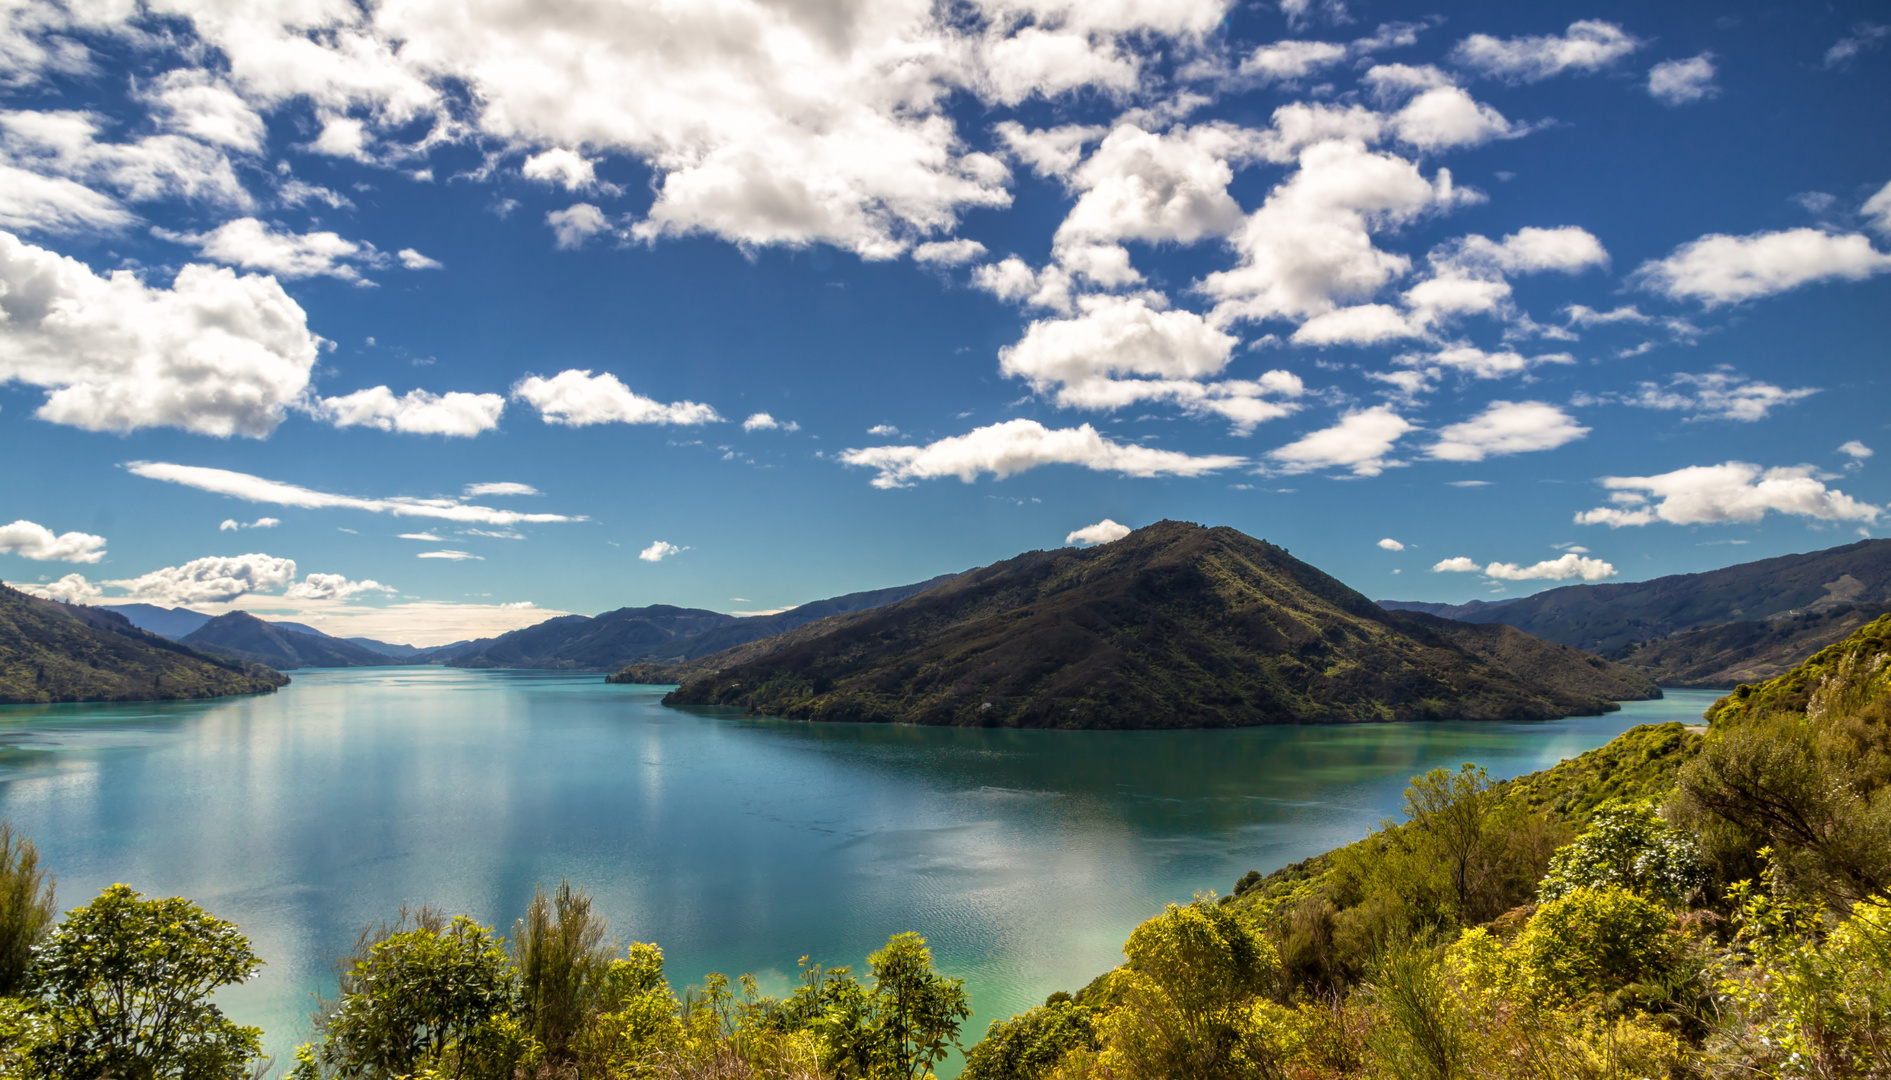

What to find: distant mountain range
left=179, top=612, right=408, bottom=671
left=1380, top=538, right=1891, bottom=686
left=626, top=521, right=1656, bottom=729
left=0, top=584, right=286, bottom=704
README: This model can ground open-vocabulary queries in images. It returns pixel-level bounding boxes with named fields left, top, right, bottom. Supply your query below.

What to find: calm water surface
left=0, top=669, right=1719, bottom=1072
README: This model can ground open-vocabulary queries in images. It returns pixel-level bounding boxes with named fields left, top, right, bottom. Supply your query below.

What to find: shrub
left=1538, top=800, right=1705, bottom=907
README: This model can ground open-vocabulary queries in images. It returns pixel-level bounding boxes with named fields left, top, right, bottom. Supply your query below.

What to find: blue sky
left=0, top=0, right=1886, bottom=644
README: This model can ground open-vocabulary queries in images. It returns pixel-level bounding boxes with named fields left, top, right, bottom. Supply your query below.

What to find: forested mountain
left=633, top=575, right=962, bottom=663
left=1379, top=538, right=1891, bottom=654
left=97, top=603, right=214, bottom=639
left=180, top=612, right=404, bottom=670
left=0, top=584, right=286, bottom=703
left=443, top=606, right=741, bottom=669
left=1605, top=601, right=1891, bottom=688
left=640, top=521, right=1654, bottom=728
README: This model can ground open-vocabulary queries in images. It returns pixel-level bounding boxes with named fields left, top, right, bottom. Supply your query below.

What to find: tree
left=864, top=933, right=971, bottom=1080
left=1537, top=800, right=1704, bottom=907
left=27, top=883, right=263, bottom=1080
left=513, top=879, right=613, bottom=1059
left=319, top=915, right=523, bottom=1079
left=1398, top=764, right=1560, bottom=925
left=0, top=822, right=54, bottom=996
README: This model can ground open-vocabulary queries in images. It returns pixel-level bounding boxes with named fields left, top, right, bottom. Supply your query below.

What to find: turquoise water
left=0, top=669, right=1718, bottom=1070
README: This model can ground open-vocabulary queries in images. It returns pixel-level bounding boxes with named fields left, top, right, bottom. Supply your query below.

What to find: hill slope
left=99, top=603, right=214, bottom=639
left=444, top=605, right=739, bottom=670
left=636, top=575, right=962, bottom=664
left=0, top=584, right=287, bottom=703
left=1379, top=538, right=1891, bottom=654
left=1385, top=610, right=1660, bottom=701
left=1606, top=602, right=1891, bottom=688
left=649, top=521, right=1649, bottom=729
left=181, top=612, right=403, bottom=670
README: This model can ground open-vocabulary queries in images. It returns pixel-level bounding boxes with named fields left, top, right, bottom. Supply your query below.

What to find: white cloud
left=1862, top=181, right=1891, bottom=237
left=512, top=370, right=720, bottom=427
left=1632, top=228, right=1891, bottom=306
left=218, top=517, right=278, bottom=531
left=1377, top=537, right=1404, bottom=551
left=18, top=574, right=104, bottom=604
left=1238, top=40, right=1349, bottom=83
left=743, top=412, right=799, bottom=432
left=0, top=231, right=318, bottom=437
left=1451, top=20, right=1641, bottom=83
left=1389, top=87, right=1518, bottom=151
left=639, top=540, right=685, bottom=563
left=398, top=532, right=444, bottom=541
left=1483, top=554, right=1617, bottom=581
left=993, top=122, right=1106, bottom=178
left=912, top=239, right=987, bottom=265
left=1427, top=400, right=1588, bottom=462
left=1824, top=23, right=1888, bottom=68
left=125, top=461, right=581, bottom=525
left=398, top=248, right=442, bottom=270
left=1575, top=461, right=1883, bottom=527
left=140, top=69, right=267, bottom=153
left=160, top=217, right=379, bottom=282
left=1266, top=405, right=1412, bottom=477
left=1067, top=519, right=1132, bottom=546
left=840, top=418, right=1245, bottom=488
left=1054, top=123, right=1255, bottom=251
left=547, top=203, right=610, bottom=250
left=1292, top=304, right=1418, bottom=345
left=1624, top=371, right=1818, bottom=422
left=107, top=553, right=298, bottom=605
left=284, top=572, right=395, bottom=600
left=0, top=108, right=251, bottom=213
left=0, top=519, right=106, bottom=563
left=1202, top=140, right=1477, bottom=326
left=315, top=386, right=506, bottom=436
left=521, top=148, right=596, bottom=190
left=464, top=482, right=540, bottom=497
left=1361, top=63, right=1454, bottom=100
left=0, top=163, right=135, bottom=233
left=868, top=424, right=899, bottom=436
left=1563, top=304, right=1651, bottom=327
left=1647, top=54, right=1718, bottom=106
left=1403, top=346, right=1575, bottom=379
left=1839, top=441, right=1873, bottom=461
left=417, top=550, right=483, bottom=561
left=1432, top=556, right=1480, bottom=572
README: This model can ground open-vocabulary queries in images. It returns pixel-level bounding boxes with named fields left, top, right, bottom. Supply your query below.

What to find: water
left=0, top=669, right=1719, bottom=1070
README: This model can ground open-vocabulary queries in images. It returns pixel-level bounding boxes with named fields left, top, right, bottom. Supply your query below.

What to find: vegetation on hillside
left=0, top=583, right=286, bottom=704
left=1606, top=602, right=1891, bottom=688
left=646, top=522, right=1647, bottom=729
left=181, top=611, right=404, bottom=670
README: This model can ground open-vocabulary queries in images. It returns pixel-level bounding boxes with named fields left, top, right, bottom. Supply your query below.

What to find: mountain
left=0, top=584, right=287, bottom=704
left=1606, top=601, right=1891, bottom=689
left=180, top=612, right=404, bottom=670
left=640, top=521, right=1652, bottom=729
left=444, top=606, right=739, bottom=670
left=345, top=637, right=434, bottom=659
left=635, top=575, right=963, bottom=663
left=1378, top=538, right=1891, bottom=654
left=1385, top=610, right=1659, bottom=701
left=1377, top=597, right=1520, bottom=621
left=100, top=603, right=215, bottom=639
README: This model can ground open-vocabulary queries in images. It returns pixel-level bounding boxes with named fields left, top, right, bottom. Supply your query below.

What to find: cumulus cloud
left=158, top=217, right=381, bottom=281
left=521, top=148, right=596, bottom=190
left=0, top=108, right=250, bottom=215
left=107, top=553, right=298, bottom=605
left=0, top=519, right=107, bottom=563
left=1862, top=181, right=1891, bottom=237
left=1575, top=461, right=1883, bottom=527
left=218, top=517, right=279, bottom=531
left=867, top=424, right=899, bottom=437
left=1067, top=519, right=1132, bottom=546
left=398, top=532, right=444, bottom=541
left=1266, top=405, right=1413, bottom=477
left=398, top=248, right=442, bottom=270
left=1839, top=441, right=1873, bottom=462
left=1825, top=23, right=1889, bottom=68
left=512, top=370, right=720, bottom=427
left=1451, top=20, right=1641, bottom=83
left=0, top=163, right=135, bottom=234
left=912, top=239, right=987, bottom=265
left=1054, top=123, right=1255, bottom=251
left=1648, top=54, right=1718, bottom=105
left=1432, top=556, right=1480, bottom=572
left=0, top=231, right=318, bottom=437
left=1377, top=537, right=1404, bottom=551
left=1427, top=401, right=1588, bottom=462
left=417, top=550, right=482, bottom=561
left=1400, top=346, right=1576, bottom=380
left=1432, top=552, right=1616, bottom=581
left=547, top=203, right=611, bottom=249
left=1239, top=40, right=1349, bottom=84
left=285, top=572, right=395, bottom=600
left=1623, top=371, right=1818, bottom=422
left=1202, top=140, right=1478, bottom=326
left=840, top=419, right=1245, bottom=489
left=314, top=386, right=506, bottom=436
left=464, top=482, right=540, bottom=497
left=1632, top=228, right=1891, bottom=306
left=18, top=573, right=104, bottom=604
left=743, top=412, right=799, bottom=432
left=1389, top=87, right=1519, bottom=151
left=639, top=540, right=685, bottom=562
left=125, top=461, right=581, bottom=525
left=140, top=69, right=267, bottom=152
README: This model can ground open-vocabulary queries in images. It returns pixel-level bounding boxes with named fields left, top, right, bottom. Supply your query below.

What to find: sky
left=0, top=0, right=1887, bottom=646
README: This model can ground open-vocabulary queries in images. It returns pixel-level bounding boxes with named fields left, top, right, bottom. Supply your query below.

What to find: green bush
left=1514, top=886, right=1680, bottom=1005
left=1537, top=800, right=1704, bottom=907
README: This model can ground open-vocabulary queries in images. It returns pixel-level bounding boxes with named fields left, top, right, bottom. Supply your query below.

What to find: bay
left=0, top=668, right=1718, bottom=1072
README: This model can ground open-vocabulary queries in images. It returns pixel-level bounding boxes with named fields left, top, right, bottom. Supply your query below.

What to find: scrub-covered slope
left=654, top=521, right=1645, bottom=729
left=0, top=584, right=287, bottom=703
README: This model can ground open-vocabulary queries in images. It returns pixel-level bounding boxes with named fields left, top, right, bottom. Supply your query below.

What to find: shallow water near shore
left=0, top=669, right=1718, bottom=1073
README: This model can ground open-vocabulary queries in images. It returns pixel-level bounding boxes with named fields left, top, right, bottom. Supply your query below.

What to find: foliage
left=1537, top=800, right=1705, bottom=907
left=515, top=878, right=615, bottom=1059
left=0, top=825, right=53, bottom=997
left=960, top=1000, right=1096, bottom=1080
left=809, top=932, right=970, bottom=1080
left=1706, top=612, right=1891, bottom=727
left=25, top=883, right=264, bottom=1080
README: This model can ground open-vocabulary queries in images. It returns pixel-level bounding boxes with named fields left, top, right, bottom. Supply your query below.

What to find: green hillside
left=0, top=584, right=286, bottom=704
left=647, top=521, right=1651, bottom=728
left=1608, top=601, right=1891, bottom=688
